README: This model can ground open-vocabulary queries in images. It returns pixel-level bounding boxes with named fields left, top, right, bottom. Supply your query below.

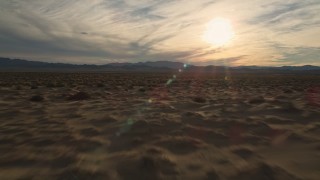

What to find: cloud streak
left=0, top=0, right=319, bottom=65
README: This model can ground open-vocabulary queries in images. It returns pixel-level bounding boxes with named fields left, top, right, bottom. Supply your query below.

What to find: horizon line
left=1, top=57, right=319, bottom=68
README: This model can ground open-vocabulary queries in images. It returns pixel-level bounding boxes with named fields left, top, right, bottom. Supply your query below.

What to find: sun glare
left=203, top=17, right=235, bottom=47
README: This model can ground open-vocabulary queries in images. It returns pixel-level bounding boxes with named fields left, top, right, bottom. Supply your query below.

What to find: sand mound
left=116, top=154, right=178, bottom=180
left=248, top=96, right=265, bottom=104
left=156, top=136, right=206, bottom=154
left=229, top=163, right=300, bottom=180
left=231, top=148, right=255, bottom=159
left=67, top=91, right=90, bottom=101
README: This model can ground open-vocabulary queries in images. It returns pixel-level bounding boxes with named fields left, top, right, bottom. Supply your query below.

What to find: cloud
left=248, top=0, right=320, bottom=33
left=0, top=0, right=319, bottom=65
left=273, top=46, right=320, bottom=66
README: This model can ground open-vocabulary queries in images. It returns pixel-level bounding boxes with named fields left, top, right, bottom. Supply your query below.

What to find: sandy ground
left=0, top=72, right=319, bottom=180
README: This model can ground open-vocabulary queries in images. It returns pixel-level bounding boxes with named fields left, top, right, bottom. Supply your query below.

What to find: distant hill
left=0, top=57, right=96, bottom=69
left=0, top=58, right=186, bottom=72
left=1, top=57, right=320, bottom=73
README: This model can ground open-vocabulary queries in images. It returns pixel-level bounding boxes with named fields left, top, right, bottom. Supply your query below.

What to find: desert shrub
left=193, top=96, right=206, bottom=103
left=30, top=95, right=44, bottom=102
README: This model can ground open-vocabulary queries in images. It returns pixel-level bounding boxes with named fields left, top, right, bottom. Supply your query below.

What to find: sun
left=203, top=17, right=235, bottom=47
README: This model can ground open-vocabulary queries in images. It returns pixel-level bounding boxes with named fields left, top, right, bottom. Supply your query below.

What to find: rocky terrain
left=0, top=72, right=319, bottom=180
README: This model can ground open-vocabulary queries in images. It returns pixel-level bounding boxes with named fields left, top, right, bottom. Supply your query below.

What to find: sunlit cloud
left=0, top=0, right=319, bottom=65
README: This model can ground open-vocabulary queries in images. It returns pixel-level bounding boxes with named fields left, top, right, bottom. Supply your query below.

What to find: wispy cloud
left=272, top=46, right=320, bottom=66
left=0, top=0, right=319, bottom=65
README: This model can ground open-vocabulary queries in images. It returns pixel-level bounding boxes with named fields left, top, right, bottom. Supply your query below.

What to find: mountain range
left=1, top=57, right=320, bottom=73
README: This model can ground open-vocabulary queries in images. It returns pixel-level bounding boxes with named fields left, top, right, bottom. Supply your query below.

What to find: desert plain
left=0, top=72, right=319, bottom=180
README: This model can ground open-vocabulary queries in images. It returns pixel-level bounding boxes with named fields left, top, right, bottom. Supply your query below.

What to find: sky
left=0, top=0, right=319, bottom=66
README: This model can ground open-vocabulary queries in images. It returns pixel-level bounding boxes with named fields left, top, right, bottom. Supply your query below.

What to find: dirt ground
left=0, top=72, right=319, bottom=180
